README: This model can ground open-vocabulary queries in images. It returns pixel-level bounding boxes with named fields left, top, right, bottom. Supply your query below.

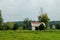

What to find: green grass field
left=0, top=30, right=60, bottom=40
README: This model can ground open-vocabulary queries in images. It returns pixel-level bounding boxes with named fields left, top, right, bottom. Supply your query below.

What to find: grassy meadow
left=0, top=30, right=60, bottom=40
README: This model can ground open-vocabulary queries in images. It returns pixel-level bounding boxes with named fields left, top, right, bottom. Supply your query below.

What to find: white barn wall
left=32, top=27, right=35, bottom=30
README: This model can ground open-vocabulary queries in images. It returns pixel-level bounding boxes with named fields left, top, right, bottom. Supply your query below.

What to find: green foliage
left=17, top=27, right=23, bottom=30
left=12, top=23, right=19, bottom=30
left=38, top=13, right=50, bottom=27
left=2, top=23, right=10, bottom=30
left=55, top=24, right=60, bottom=29
left=23, top=18, right=32, bottom=30
left=39, top=24, right=45, bottom=30
left=0, top=10, right=3, bottom=29
left=38, top=13, right=50, bottom=24
left=5, top=22, right=14, bottom=29
left=0, top=10, right=3, bottom=23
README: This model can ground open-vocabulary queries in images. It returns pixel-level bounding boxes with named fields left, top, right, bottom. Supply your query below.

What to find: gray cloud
left=0, top=0, right=60, bottom=22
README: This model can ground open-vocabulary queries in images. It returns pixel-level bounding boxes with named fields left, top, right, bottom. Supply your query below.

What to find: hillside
left=49, top=21, right=60, bottom=25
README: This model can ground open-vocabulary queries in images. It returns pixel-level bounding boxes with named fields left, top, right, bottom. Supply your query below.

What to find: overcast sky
left=0, top=0, right=60, bottom=22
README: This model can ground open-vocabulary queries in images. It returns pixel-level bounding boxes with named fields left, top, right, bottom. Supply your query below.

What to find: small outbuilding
left=31, top=22, right=46, bottom=30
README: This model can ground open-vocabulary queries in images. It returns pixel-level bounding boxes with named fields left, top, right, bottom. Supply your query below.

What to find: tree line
left=0, top=10, right=60, bottom=30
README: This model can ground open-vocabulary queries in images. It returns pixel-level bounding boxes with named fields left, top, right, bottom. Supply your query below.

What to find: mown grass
left=0, top=30, right=60, bottom=40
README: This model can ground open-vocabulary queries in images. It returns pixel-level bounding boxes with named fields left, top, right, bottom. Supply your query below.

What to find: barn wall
left=32, top=27, right=35, bottom=30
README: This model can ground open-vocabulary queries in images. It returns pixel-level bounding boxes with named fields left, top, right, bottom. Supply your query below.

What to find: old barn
left=31, top=22, right=46, bottom=30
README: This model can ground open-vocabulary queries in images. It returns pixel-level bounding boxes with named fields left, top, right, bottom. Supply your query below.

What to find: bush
left=12, top=23, right=19, bottom=30
left=17, top=27, right=23, bottom=30
left=39, top=24, right=45, bottom=30
left=55, top=24, right=60, bottom=29
left=3, top=24, right=10, bottom=30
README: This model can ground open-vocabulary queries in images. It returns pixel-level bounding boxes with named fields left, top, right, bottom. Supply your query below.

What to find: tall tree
left=38, top=13, right=50, bottom=27
left=0, top=10, right=3, bottom=24
left=0, top=10, right=3, bottom=30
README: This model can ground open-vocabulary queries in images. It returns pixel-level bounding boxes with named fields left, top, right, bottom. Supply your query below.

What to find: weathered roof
left=31, top=22, right=45, bottom=27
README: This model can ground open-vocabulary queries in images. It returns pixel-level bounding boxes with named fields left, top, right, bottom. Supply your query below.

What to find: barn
left=31, top=22, right=46, bottom=30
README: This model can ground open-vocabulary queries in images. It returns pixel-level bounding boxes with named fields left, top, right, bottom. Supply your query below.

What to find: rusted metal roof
left=31, top=22, right=45, bottom=27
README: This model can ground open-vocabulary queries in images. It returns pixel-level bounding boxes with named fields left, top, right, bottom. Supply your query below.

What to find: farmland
left=0, top=30, right=60, bottom=40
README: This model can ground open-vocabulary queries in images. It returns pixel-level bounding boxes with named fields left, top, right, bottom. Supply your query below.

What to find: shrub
left=39, top=24, right=45, bottom=30
left=12, top=23, right=19, bottom=30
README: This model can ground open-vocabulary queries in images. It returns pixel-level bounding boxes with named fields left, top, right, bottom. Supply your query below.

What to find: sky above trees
left=0, top=0, right=60, bottom=22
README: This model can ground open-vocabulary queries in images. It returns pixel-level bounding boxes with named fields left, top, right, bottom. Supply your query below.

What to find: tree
left=55, top=24, right=60, bottom=29
left=6, top=22, right=14, bottom=29
left=0, top=10, right=3, bottom=30
left=2, top=23, right=10, bottom=30
left=12, top=23, right=19, bottom=30
left=38, top=13, right=50, bottom=28
left=23, top=18, right=32, bottom=30
left=39, top=24, right=45, bottom=30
